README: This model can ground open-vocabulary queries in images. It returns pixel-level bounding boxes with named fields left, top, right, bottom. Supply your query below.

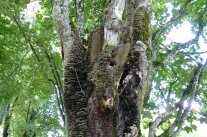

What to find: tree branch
left=103, top=0, right=125, bottom=47
left=172, top=97, right=193, bottom=137
left=153, top=19, right=204, bottom=74
left=13, top=16, right=52, bottom=82
left=52, top=0, right=72, bottom=61
left=75, top=0, right=84, bottom=38
left=183, top=50, right=207, bottom=55
left=166, top=79, right=178, bottom=105
left=158, top=61, right=206, bottom=137
left=153, top=2, right=206, bottom=71
left=148, top=108, right=177, bottom=137
left=25, top=100, right=31, bottom=123
left=14, top=14, right=65, bottom=124
left=160, top=78, right=178, bottom=106
left=3, top=97, right=18, bottom=137
left=152, top=0, right=192, bottom=41
left=44, top=51, right=64, bottom=113
left=52, top=80, right=65, bottom=123
left=13, top=16, right=41, bottom=62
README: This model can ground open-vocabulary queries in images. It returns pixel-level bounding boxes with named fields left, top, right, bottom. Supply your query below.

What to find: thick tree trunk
left=52, top=0, right=152, bottom=136
left=87, top=1, right=152, bottom=136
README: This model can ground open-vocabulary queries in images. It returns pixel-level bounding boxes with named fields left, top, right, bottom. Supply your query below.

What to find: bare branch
left=148, top=108, right=177, bottom=137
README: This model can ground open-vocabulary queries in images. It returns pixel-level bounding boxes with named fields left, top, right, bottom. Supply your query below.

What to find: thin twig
left=13, top=16, right=41, bottom=62
left=74, top=68, right=85, bottom=95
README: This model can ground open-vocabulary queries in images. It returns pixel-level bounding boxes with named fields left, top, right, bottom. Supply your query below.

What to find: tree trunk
left=23, top=108, right=37, bottom=137
left=52, top=0, right=152, bottom=136
left=2, top=104, right=10, bottom=137
left=0, top=105, right=7, bottom=126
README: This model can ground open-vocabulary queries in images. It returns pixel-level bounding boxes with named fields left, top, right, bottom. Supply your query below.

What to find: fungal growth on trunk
left=53, top=0, right=152, bottom=136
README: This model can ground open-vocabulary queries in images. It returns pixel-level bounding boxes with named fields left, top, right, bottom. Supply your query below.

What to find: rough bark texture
left=53, top=0, right=89, bottom=136
left=63, top=31, right=88, bottom=137
left=87, top=0, right=151, bottom=136
left=52, top=0, right=152, bottom=136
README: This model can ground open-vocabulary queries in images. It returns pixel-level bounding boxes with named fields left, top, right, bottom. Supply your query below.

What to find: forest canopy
left=0, top=0, right=207, bottom=137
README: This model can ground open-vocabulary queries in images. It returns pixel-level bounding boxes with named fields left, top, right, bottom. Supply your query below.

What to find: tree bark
left=0, top=105, right=7, bottom=126
left=2, top=104, right=10, bottom=137
left=87, top=1, right=152, bottom=136
left=52, top=0, right=152, bottom=136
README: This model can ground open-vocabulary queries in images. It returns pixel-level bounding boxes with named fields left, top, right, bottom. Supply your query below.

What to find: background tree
left=0, top=0, right=207, bottom=137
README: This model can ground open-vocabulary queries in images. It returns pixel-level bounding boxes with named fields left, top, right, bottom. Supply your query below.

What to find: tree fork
left=87, top=0, right=152, bottom=136
left=52, top=0, right=152, bottom=136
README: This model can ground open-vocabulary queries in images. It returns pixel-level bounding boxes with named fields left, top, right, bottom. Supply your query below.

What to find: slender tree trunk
left=2, top=104, right=10, bottom=137
left=23, top=108, right=37, bottom=137
left=52, top=0, right=152, bottom=136
left=0, top=105, right=7, bottom=126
